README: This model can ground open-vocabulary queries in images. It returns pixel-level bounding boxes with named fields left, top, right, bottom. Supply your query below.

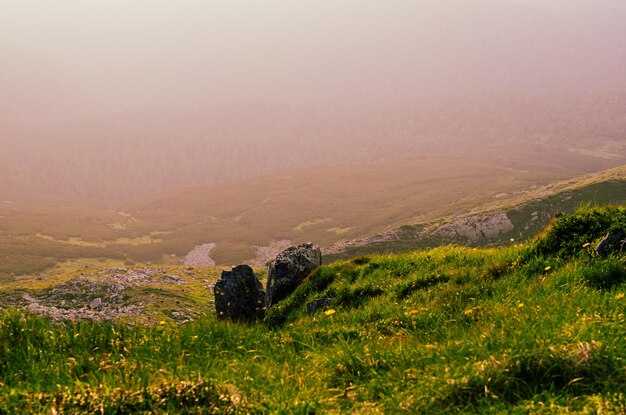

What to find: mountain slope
left=325, top=165, right=626, bottom=260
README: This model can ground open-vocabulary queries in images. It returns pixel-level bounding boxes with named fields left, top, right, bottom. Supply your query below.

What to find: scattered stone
left=26, top=302, right=144, bottom=321
left=35, top=275, right=44, bottom=281
left=307, top=297, right=334, bottom=315
left=108, top=283, right=125, bottom=294
left=266, top=243, right=322, bottom=307
left=22, top=292, right=36, bottom=303
left=214, top=265, right=266, bottom=321
left=158, top=275, right=186, bottom=284
left=596, top=229, right=626, bottom=257
left=171, top=311, right=193, bottom=321
left=15, top=267, right=167, bottom=322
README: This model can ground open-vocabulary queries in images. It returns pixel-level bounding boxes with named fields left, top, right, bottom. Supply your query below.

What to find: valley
left=2, top=160, right=625, bottom=281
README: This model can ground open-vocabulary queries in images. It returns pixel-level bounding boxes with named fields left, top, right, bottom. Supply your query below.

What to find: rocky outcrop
left=15, top=268, right=193, bottom=322
left=596, top=229, right=626, bottom=257
left=324, top=212, right=517, bottom=258
left=435, top=212, right=514, bottom=242
left=214, top=265, right=266, bottom=321
left=266, top=243, right=322, bottom=307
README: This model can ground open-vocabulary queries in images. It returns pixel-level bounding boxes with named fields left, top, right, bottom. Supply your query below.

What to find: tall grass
left=1, top=206, right=626, bottom=413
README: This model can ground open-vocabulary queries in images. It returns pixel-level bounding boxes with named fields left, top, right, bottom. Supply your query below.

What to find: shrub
left=533, top=206, right=626, bottom=259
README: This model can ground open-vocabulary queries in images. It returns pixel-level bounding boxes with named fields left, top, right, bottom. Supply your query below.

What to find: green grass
left=1, top=206, right=626, bottom=413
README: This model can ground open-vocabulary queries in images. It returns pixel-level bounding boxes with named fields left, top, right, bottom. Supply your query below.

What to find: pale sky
left=503, top=0, right=625, bottom=10
left=1, top=0, right=625, bottom=117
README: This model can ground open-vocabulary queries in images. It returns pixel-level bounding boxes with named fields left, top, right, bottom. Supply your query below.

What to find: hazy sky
left=505, top=0, right=625, bottom=10
left=1, top=0, right=625, bottom=116
left=1, top=0, right=625, bottom=206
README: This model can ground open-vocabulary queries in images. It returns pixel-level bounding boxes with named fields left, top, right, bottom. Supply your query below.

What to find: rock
left=266, top=243, right=322, bottom=307
left=171, top=311, right=191, bottom=320
left=158, top=275, right=186, bottom=284
left=22, top=292, right=36, bottom=303
left=596, top=229, right=626, bottom=257
left=108, top=284, right=125, bottom=294
left=214, top=265, right=266, bottom=321
left=435, top=212, right=514, bottom=242
left=306, top=297, right=334, bottom=315
left=90, top=298, right=102, bottom=309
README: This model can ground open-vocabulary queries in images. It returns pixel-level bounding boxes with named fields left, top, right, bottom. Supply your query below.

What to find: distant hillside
left=3, top=162, right=626, bottom=280
left=325, top=165, right=626, bottom=260
left=0, top=156, right=551, bottom=279
left=2, top=93, right=625, bottom=206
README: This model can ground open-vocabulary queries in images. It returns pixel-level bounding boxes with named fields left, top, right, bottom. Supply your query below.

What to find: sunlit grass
left=1, top=206, right=626, bottom=413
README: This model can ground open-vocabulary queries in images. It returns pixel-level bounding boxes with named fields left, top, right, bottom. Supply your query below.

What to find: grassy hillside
left=326, top=165, right=626, bottom=260
left=0, top=205, right=625, bottom=413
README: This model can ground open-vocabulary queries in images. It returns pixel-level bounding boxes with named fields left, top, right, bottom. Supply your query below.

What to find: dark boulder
left=266, top=243, right=322, bottom=307
left=306, top=297, right=334, bottom=315
left=214, top=265, right=265, bottom=321
left=595, top=229, right=626, bottom=257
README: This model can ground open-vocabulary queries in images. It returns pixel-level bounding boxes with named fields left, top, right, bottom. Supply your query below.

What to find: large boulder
left=214, top=265, right=265, bottom=321
left=595, top=229, right=626, bottom=257
left=266, top=243, right=322, bottom=307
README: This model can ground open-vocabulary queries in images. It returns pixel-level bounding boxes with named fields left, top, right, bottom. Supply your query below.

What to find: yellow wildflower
left=582, top=242, right=591, bottom=248
left=324, top=309, right=336, bottom=316
left=615, top=293, right=624, bottom=300
left=544, top=266, right=552, bottom=271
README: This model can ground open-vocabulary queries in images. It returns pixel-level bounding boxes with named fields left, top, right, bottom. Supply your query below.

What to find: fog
left=1, top=0, right=625, bottom=205
left=3, top=0, right=625, bottom=114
